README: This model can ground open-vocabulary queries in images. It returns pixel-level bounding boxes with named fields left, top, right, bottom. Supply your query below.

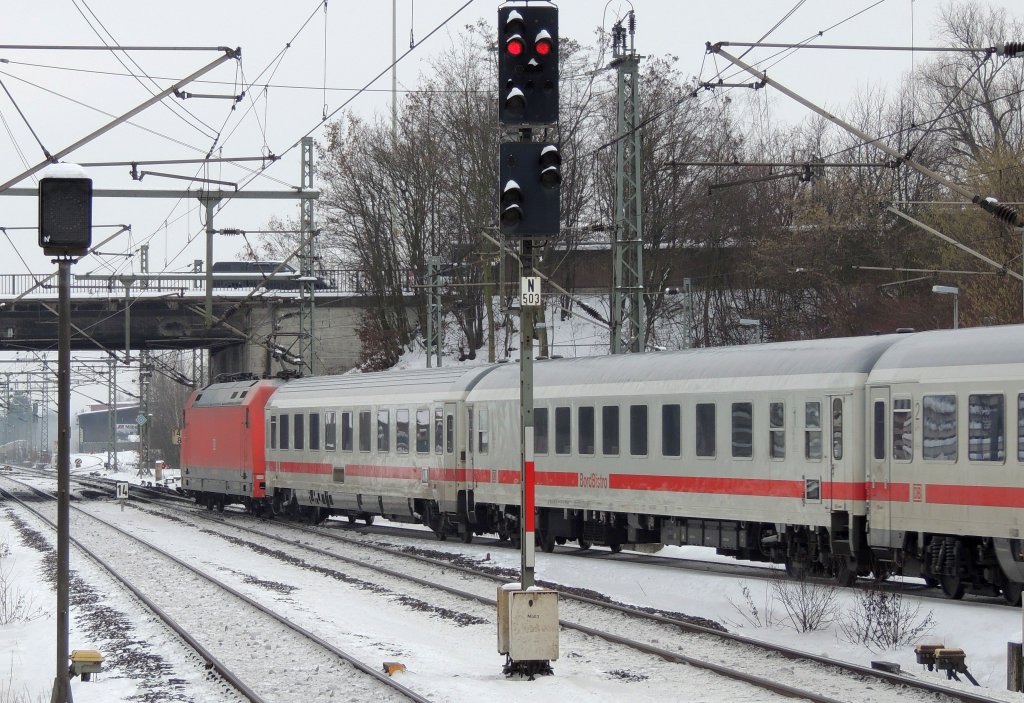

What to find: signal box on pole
left=498, top=5, right=559, bottom=125
left=499, top=142, right=561, bottom=238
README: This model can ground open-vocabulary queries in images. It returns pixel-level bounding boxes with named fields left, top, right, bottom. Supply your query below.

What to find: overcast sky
left=2, top=0, right=1020, bottom=276
left=1, top=0, right=1021, bottom=413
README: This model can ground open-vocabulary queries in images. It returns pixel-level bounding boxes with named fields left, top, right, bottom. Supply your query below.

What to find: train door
left=867, top=386, right=892, bottom=545
left=443, top=403, right=457, bottom=470
left=825, top=394, right=851, bottom=513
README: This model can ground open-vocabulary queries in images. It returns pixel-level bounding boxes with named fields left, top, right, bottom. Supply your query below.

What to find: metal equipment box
left=497, top=585, right=559, bottom=661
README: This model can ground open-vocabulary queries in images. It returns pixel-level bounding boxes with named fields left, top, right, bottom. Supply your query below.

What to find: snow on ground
left=4, top=470, right=1023, bottom=702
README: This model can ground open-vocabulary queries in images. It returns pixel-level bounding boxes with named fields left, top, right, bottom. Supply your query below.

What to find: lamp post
left=932, top=285, right=959, bottom=330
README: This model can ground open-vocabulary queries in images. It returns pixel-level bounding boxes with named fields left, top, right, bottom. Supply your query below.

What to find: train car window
left=280, top=414, right=290, bottom=450
left=1019, top=395, right=1024, bottom=462
left=969, top=394, right=1005, bottom=462
left=602, top=406, right=619, bottom=455
left=922, top=394, right=957, bottom=461
left=270, top=416, right=277, bottom=450
left=579, top=406, right=595, bottom=455
left=341, top=411, right=353, bottom=452
left=630, top=405, right=648, bottom=456
left=467, top=409, right=474, bottom=457
left=379, top=409, right=393, bottom=452
left=662, top=404, right=681, bottom=457
left=892, top=399, right=912, bottom=461
left=696, top=403, right=715, bottom=457
left=240, top=391, right=248, bottom=398
left=873, top=401, right=885, bottom=460
left=395, top=409, right=409, bottom=454
left=804, top=401, right=822, bottom=460
left=555, top=406, right=571, bottom=455
left=293, top=414, right=305, bottom=450
left=769, top=402, right=785, bottom=459
left=325, top=411, right=337, bottom=451
left=446, top=413, right=454, bottom=453
left=732, top=402, right=753, bottom=458
left=230, top=392, right=238, bottom=399
left=434, top=407, right=443, bottom=455
left=831, top=398, right=843, bottom=460
left=478, top=408, right=489, bottom=454
left=416, top=408, right=431, bottom=453
left=309, top=412, right=320, bottom=451
left=358, top=411, right=371, bottom=452
left=535, top=407, right=550, bottom=454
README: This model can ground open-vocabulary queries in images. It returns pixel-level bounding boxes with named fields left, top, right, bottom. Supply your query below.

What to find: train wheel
left=940, top=575, right=965, bottom=600
left=1004, top=582, right=1023, bottom=606
left=578, top=540, right=591, bottom=551
left=308, top=507, right=322, bottom=525
left=347, top=515, right=357, bottom=525
left=540, top=530, right=555, bottom=553
left=216, top=496, right=225, bottom=513
left=833, top=556, right=858, bottom=588
left=784, top=558, right=806, bottom=579
left=608, top=542, right=622, bottom=554
left=923, top=576, right=939, bottom=588
left=364, top=515, right=374, bottom=526
left=461, top=526, right=474, bottom=544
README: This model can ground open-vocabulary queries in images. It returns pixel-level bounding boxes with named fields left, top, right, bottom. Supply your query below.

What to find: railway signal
left=499, top=142, right=561, bottom=238
left=498, top=5, right=559, bottom=125
left=38, top=164, right=93, bottom=257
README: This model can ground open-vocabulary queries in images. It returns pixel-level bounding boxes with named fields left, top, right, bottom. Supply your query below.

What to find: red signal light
left=506, top=35, right=525, bottom=56
left=535, top=29, right=554, bottom=56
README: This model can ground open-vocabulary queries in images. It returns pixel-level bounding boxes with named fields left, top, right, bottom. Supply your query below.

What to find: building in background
left=76, top=403, right=140, bottom=454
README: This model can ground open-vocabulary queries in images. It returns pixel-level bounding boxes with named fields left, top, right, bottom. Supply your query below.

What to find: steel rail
left=0, top=480, right=267, bottom=703
left=1, top=474, right=433, bottom=703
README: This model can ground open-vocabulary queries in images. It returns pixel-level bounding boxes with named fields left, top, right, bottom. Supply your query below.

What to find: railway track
left=0, top=475, right=429, bottom=703
left=36, top=471, right=1006, bottom=703
left=10, top=466, right=1018, bottom=702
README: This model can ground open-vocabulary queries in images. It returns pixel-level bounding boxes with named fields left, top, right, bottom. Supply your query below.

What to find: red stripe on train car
left=608, top=474, right=806, bottom=497
left=823, top=482, right=868, bottom=501
left=276, top=461, right=332, bottom=475
left=867, top=483, right=911, bottom=502
left=922, top=484, right=1024, bottom=508
left=344, top=464, right=419, bottom=480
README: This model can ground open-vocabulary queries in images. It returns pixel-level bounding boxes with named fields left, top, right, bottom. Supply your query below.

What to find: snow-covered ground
left=2, top=456, right=1024, bottom=702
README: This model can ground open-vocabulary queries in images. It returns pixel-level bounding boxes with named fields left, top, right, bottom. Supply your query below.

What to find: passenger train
left=180, top=324, right=1024, bottom=603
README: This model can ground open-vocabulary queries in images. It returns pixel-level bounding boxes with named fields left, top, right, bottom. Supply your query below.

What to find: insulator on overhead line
left=974, top=195, right=1022, bottom=227
left=996, top=42, right=1023, bottom=58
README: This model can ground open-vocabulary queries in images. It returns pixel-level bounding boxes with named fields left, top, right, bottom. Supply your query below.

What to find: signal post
left=494, top=2, right=561, bottom=678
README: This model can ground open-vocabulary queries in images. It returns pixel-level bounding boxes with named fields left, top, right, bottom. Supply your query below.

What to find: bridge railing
left=0, top=269, right=417, bottom=297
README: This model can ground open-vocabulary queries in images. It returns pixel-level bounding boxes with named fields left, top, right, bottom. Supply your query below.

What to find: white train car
left=463, top=335, right=900, bottom=583
left=865, top=325, right=1024, bottom=600
left=264, top=365, right=499, bottom=536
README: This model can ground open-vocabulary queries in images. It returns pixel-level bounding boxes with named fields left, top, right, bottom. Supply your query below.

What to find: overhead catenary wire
left=0, top=77, right=53, bottom=161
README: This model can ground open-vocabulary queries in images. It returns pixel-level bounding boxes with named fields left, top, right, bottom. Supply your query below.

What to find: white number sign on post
left=521, top=276, right=542, bottom=308
left=116, top=481, right=128, bottom=511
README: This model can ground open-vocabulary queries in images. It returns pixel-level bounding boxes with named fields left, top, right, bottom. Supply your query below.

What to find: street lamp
left=931, top=285, right=959, bottom=330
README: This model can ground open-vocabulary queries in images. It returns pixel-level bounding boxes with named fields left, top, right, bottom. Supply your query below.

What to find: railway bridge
left=0, top=269, right=405, bottom=380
